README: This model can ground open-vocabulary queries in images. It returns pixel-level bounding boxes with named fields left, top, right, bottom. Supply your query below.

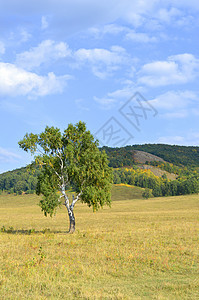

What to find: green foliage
left=0, top=167, right=39, bottom=194
left=113, top=167, right=199, bottom=198
left=142, top=188, right=153, bottom=199
left=18, top=121, right=112, bottom=217
left=36, top=170, right=60, bottom=217
left=130, top=144, right=199, bottom=167
left=102, top=144, right=199, bottom=168
left=101, top=146, right=135, bottom=167
left=2, top=142, right=199, bottom=201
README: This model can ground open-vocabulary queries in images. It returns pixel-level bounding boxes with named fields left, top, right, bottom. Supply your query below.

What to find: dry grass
left=111, top=185, right=144, bottom=200
left=0, top=192, right=199, bottom=299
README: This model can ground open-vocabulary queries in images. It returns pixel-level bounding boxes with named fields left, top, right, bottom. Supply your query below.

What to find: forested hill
left=0, top=167, right=39, bottom=195
left=1, top=143, right=199, bottom=195
left=102, top=144, right=199, bottom=167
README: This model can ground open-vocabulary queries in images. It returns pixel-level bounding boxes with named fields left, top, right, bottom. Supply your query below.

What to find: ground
left=0, top=190, right=198, bottom=299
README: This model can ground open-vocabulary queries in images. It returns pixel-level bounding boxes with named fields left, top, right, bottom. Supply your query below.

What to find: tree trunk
left=68, top=207, right=75, bottom=234
left=63, top=192, right=80, bottom=234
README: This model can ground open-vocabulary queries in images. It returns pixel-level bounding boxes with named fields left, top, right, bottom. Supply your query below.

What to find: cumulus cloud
left=74, top=46, right=129, bottom=78
left=149, top=90, right=198, bottom=110
left=0, top=0, right=199, bottom=37
left=0, top=63, right=70, bottom=98
left=93, top=84, right=139, bottom=109
left=16, top=40, right=71, bottom=70
left=148, top=90, right=198, bottom=119
left=138, top=53, right=199, bottom=86
left=90, top=24, right=158, bottom=43
left=156, top=7, right=182, bottom=24
left=15, top=40, right=130, bottom=80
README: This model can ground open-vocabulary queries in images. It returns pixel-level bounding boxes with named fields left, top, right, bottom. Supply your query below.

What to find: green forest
left=103, top=144, right=199, bottom=167
left=1, top=144, right=199, bottom=197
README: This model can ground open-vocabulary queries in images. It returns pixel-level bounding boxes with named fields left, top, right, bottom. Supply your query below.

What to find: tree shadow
left=0, top=228, right=67, bottom=235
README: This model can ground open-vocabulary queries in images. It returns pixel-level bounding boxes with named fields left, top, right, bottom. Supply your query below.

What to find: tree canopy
left=18, top=121, right=112, bottom=233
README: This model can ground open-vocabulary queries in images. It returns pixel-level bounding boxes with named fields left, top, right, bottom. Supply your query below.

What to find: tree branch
left=70, top=191, right=82, bottom=210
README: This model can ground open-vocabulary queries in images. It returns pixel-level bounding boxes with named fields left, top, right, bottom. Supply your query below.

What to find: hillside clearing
left=139, top=165, right=177, bottom=180
left=133, top=150, right=165, bottom=164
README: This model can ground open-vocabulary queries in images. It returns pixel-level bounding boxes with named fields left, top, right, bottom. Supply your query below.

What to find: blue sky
left=0, top=0, right=199, bottom=173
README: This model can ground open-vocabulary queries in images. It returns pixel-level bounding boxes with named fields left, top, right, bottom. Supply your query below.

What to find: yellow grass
left=0, top=193, right=199, bottom=299
left=115, top=183, right=135, bottom=188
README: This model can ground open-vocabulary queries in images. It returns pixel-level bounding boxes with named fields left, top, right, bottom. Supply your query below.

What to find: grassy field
left=0, top=189, right=198, bottom=299
left=111, top=184, right=144, bottom=201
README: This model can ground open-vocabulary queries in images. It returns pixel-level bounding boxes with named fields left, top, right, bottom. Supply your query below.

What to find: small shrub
left=0, top=225, right=6, bottom=232
left=42, top=228, right=51, bottom=234
left=142, top=188, right=153, bottom=199
left=7, top=226, right=14, bottom=233
left=28, top=228, right=35, bottom=235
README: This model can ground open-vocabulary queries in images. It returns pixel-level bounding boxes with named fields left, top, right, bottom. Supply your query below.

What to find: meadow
left=0, top=187, right=198, bottom=299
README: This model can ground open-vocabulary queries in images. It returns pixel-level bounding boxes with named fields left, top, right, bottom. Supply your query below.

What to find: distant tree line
left=0, top=167, right=39, bottom=195
left=145, top=161, right=196, bottom=177
left=113, top=168, right=199, bottom=197
left=101, top=146, right=135, bottom=167
left=1, top=143, right=199, bottom=197
left=131, top=144, right=199, bottom=167
left=102, top=144, right=199, bottom=167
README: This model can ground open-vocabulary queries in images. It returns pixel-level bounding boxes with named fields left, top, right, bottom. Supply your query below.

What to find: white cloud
left=121, top=1, right=199, bottom=27
left=118, top=0, right=158, bottom=26
left=156, top=7, right=182, bottom=24
left=125, top=30, right=157, bottom=43
left=90, top=24, right=158, bottom=43
left=74, top=46, right=129, bottom=78
left=148, top=90, right=198, bottom=119
left=138, top=53, right=199, bottom=86
left=16, top=40, right=71, bottom=70
left=149, top=90, right=198, bottom=110
left=93, top=84, right=145, bottom=109
left=0, top=63, right=70, bottom=98
left=94, top=95, right=117, bottom=109
left=1, top=0, right=199, bottom=37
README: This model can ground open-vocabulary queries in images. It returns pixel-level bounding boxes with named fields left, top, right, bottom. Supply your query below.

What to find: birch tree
left=18, top=121, right=112, bottom=233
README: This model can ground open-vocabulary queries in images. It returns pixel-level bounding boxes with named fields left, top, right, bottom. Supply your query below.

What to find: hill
left=133, top=150, right=164, bottom=164
left=138, top=165, right=177, bottom=180
left=102, top=144, right=199, bottom=167
left=1, top=143, right=199, bottom=196
left=111, top=184, right=144, bottom=200
left=0, top=167, right=39, bottom=194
